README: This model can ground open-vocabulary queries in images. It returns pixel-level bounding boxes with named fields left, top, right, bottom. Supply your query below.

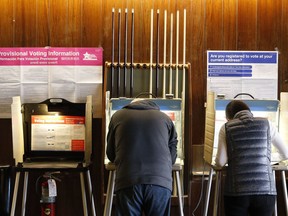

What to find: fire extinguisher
left=36, top=172, right=60, bottom=216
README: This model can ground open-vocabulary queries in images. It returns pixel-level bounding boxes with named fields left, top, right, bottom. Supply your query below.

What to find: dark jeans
left=115, top=184, right=171, bottom=216
left=224, top=195, right=276, bottom=216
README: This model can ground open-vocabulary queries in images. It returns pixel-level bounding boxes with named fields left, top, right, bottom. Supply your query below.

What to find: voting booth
left=279, top=92, right=288, bottom=150
left=104, top=97, right=185, bottom=165
left=102, top=8, right=189, bottom=214
left=103, top=95, right=185, bottom=216
left=204, top=92, right=281, bottom=165
left=203, top=91, right=288, bottom=216
left=10, top=96, right=96, bottom=216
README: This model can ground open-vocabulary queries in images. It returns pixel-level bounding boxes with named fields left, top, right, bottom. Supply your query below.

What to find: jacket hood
left=123, top=99, right=160, bottom=110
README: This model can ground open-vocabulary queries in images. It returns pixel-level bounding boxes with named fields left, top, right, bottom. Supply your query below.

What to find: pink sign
left=0, top=47, right=103, bottom=66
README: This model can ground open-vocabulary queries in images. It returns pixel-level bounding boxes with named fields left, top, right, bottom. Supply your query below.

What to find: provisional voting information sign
left=0, top=47, right=103, bottom=118
left=207, top=51, right=278, bottom=100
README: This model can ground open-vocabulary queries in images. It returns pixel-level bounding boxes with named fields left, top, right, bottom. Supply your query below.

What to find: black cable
left=135, top=92, right=157, bottom=98
left=191, top=161, right=207, bottom=216
left=233, top=93, right=254, bottom=99
left=35, top=175, right=44, bottom=198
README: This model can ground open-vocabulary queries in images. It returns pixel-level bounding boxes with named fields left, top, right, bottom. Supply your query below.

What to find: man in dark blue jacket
left=106, top=99, right=178, bottom=216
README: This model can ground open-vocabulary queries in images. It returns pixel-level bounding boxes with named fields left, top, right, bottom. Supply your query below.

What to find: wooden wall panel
left=36, top=0, right=50, bottom=46
left=206, top=0, right=223, bottom=50
left=257, top=0, right=281, bottom=50
left=281, top=0, right=288, bottom=92
left=190, top=0, right=205, bottom=146
left=0, top=0, right=13, bottom=46
left=48, top=0, right=69, bottom=46
left=103, top=1, right=130, bottom=63
left=129, top=1, right=143, bottom=63
left=223, top=0, right=237, bottom=50
left=127, top=0, right=137, bottom=63
left=1, top=0, right=288, bottom=214
left=135, top=1, right=155, bottom=63
left=150, top=4, right=163, bottom=65
left=257, top=0, right=282, bottom=97
left=102, top=1, right=120, bottom=63
left=157, top=0, right=174, bottom=66
left=14, top=0, right=37, bottom=46
left=174, top=1, right=187, bottom=64
left=66, top=0, right=82, bottom=46
left=237, top=0, right=257, bottom=49
left=82, top=0, right=103, bottom=47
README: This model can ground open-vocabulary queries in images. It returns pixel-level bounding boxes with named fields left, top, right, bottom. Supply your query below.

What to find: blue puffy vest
left=224, top=110, right=276, bottom=196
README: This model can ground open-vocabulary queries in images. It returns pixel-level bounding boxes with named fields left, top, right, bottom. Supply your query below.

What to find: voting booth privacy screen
left=205, top=51, right=287, bottom=165
left=280, top=92, right=288, bottom=149
left=16, top=98, right=91, bottom=162
left=105, top=98, right=184, bottom=164
left=204, top=91, right=283, bottom=165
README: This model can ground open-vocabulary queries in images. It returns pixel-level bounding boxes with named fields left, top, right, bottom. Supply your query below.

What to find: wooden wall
left=1, top=0, right=288, bottom=215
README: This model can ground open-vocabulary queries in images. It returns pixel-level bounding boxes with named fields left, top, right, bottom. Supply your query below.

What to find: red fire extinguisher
left=37, top=172, right=60, bottom=216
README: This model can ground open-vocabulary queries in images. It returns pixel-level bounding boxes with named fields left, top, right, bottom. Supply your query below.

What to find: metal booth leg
left=103, top=170, right=116, bottom=216
left=213, top=170, right=221, bottom=216
left=86, top=170, right=96, bottom=216
left=10, top=172, right=20, bottom=216
left=281, top=171, right=288, bottom=215
left=80, top=172, right=88, bottom=216
left=21, top=172, right=29, bottom=216
left=273, top=170, right=278, bottom=216
left=204, top=167, right=214, bottom=216
left=174, top=170, right=184, bottom=216
left=10, top=171, right=29, bottom=216
left=80, top=170, right=96, bottom=216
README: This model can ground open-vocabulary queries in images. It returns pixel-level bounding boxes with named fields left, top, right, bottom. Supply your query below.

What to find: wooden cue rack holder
left=104, top=61, right=190, bottom=99
left=106, top=62, right=189, bottom=70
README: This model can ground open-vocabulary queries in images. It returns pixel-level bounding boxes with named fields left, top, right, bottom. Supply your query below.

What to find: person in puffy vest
left=214, top=100, right=288, bottom=216
left=106, top=99, right=178, bottom=216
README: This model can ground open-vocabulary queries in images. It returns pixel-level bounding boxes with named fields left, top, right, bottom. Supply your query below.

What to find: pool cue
left=123, top=8, right=128, bottom=97
left=182, top=9, right=186, bottom=99
left=117, top=9, right=121, bottom=97
left=111, top=8, right=115, bottom=98
left=163, top=10, right=167, bottom=98
left=175, top=10, right=179, bottom=98
left=156, top=9, right=160, bottom=97
left=169, top=13, right=173, bottom=95
left=149, top=9, right=153, bottom=97
left=130, top=9, right=135, bottom=97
